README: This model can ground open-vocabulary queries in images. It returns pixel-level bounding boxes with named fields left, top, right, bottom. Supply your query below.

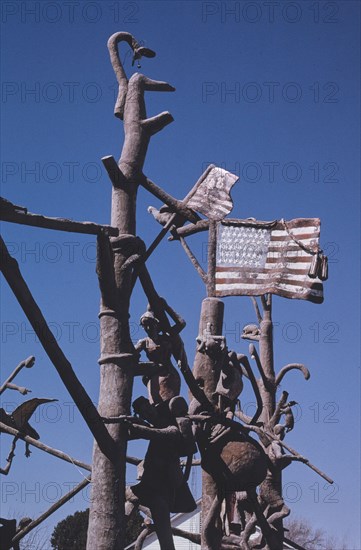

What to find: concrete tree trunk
left=193, top=297, right=225, bottom=550
left=86, top=32, right=174, bottom=550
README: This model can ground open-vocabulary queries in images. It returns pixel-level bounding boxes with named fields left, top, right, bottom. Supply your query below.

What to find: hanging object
left=319, top=254, right=328, bottom=281
left=308, top=252, right=320, bottom=278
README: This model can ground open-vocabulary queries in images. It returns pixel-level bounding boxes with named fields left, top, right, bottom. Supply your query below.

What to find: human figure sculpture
left=190, top=329, right=269, bottom=548
left=124, top=395, right=197, bottom=550
left=215, top=349, right=244, bottom=415
left=134, top=301, right=185, bottom=405
left=229, top=491, right=254, bottom=536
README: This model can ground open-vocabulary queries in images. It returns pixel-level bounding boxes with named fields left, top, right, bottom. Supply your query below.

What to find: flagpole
left=207, top=220, right=218, bottom=297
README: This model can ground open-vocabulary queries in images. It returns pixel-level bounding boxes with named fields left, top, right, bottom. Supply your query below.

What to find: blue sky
left=1, top=1, right=360, bottom=546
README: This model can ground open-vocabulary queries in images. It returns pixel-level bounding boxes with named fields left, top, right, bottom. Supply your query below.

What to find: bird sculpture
left=0, top=397, right=58, bottom=458
left=148, top=205, right=174, bottom=226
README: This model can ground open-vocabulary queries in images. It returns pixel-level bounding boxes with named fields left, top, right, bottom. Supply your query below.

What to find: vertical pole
left=86, top=191, right=139, bottom=550
left=207, top=220, right=218, bottom=297
left=87, top=32, right=175, bottom=550
left=198, top=221, right=224, bottom=549
left=258, top=302, right=275, bottom=424
left=193, top=297, right=224, bottom=550
left=257, top=297, right=284, bottom=549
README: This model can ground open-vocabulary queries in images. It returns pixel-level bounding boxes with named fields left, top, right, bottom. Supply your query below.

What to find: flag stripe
left=277, top=218, right=319, bottom=229
left=216, top=270, right=316, bottom=284
left=267, top=250, right=314, bottom=257
left=216, top=266, right=312, bottom=275
left=216, top=277, right=323, bottom=290
left=215, top=281, right=323, bottom=294
left=215, top=286, right=323, bottom=304
left=187, top=197, right=233, bottom=215
left=266, top=256, right=313, bottom=264
left=187, top=200, right=225, bottom=216
left=271, top=227, right=319, bottom=236
left=270, top=232, right=319, bottom=242
left=217, top=263, right=315, bottom=271
left=268, top=243, right=319, bottom=252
